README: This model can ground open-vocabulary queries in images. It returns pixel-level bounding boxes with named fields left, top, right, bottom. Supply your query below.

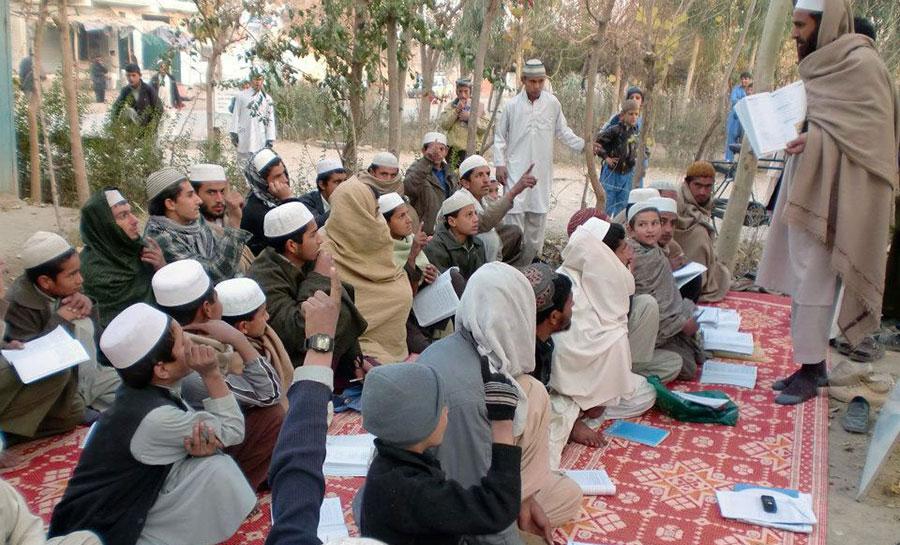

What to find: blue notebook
left=603, top=420, right=669, bottom=447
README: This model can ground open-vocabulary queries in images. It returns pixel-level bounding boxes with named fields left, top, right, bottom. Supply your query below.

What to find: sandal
left=833, top=336, right=884, bottom=362
left=841, top=396, right=870, bottom=434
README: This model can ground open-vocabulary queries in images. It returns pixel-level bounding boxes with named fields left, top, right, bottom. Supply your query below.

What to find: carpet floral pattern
left=1, top=292, right=827, bottom=545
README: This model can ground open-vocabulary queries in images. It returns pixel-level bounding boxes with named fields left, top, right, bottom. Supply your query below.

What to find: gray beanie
left=361, top=363, right=447, bottom=447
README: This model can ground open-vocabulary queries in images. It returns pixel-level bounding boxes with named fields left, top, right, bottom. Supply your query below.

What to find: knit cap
left=522, top=59, right=546, bottom=78
left=685, top=161, right=716, bottom=179
left=622, top=99, right=641, bottom=113
left=146, top=167, right=188, bottom=202
left=361, top=363, right=447, bottom=446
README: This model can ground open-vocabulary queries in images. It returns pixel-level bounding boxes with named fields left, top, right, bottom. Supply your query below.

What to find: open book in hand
left=2, top=325, right=90, bottom=384
left=734, top=80, right=807, bottom=157
left=565, top=470, right=616, bottom=495
left=412, top=267, right=460, bottom=327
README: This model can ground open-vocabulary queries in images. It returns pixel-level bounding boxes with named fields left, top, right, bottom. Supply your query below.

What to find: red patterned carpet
left=1, top=292, right=827, bottom=545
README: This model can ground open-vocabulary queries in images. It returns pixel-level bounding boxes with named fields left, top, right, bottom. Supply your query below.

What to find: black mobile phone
left=760, top=495, right=777, bottom=513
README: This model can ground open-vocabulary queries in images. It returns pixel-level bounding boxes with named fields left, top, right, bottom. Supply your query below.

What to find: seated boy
left=2, top=232, right=119, bottom=444
left=49, top=303, right=255, bottom=545
left=247, top=201, right=369, bottom=388
left=594, top=99, right=642, bottom=217
left=649, top=196, right=701, bottom=302
left=424, top=191, right=486, bottom=280
left=151, top=259, right=283, bottom=490
left=359, top=363, right=522, bottom=545
left=216, top=277, right=293, bottom=411
left=627, top=203, right=705, bottom=380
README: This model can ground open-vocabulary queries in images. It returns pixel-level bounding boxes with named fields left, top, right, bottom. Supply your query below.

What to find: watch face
left=308, top=334, right=334, bottom=352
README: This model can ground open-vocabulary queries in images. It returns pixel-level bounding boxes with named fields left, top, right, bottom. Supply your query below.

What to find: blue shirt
left=433, top=167, right=450, bottom=197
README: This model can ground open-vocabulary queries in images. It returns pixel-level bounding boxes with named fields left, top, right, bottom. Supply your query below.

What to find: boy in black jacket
left=594, top=98, right=642, bottom=217
left=359, top=363, right=522, bottom=545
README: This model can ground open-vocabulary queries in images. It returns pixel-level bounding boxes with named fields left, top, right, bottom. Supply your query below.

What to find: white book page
left=703, top=329, right=754, bottom=355
left=700, top=360, right=758, bottom=389
left=323, top=434, right=376, bottom=476
left=564, top=470, right=616, bottom=495
left=673, top=261, right=707, bottom=289
left=317, top=497, right=350, bottom=541
left=2, top=326, right=89, bottom=384
left=673, top=391, right=731, bottom=409
left=770, top=80, right=807, bottom=128
left=716, top=490, right=817, bottom=525
left=412, top=267, right=460, bottom=327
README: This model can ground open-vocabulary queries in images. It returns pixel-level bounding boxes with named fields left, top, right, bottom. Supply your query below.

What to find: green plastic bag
left=648, top=376, right=739, bottom=426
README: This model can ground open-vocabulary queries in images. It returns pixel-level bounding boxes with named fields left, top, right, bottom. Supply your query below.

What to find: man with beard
left=190, top=164, right=255, bottom=272
left=673, top=161, right=731, bottom=303
left=756, top=0, right=899, bottom=405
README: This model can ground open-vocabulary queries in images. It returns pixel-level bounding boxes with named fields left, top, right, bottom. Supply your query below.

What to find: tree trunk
left=466, top=0, right=500, bottom=154
left=418, top=41, right=435, bottom=127
left=28, top=9, right=46, bottom=203
left=581, top=0, right=616, bottom=210
left=56, top=0, right=90, bottom=205
left=205, top=46, right=218, bottom=144
left=716, top=0, right=790, bottom=272
left=386, top=16, right=401, bottom=156
left=345, top=0, right=369, bottom=170
left=612, top=49, right=623, bottom=116
left=36, top=0, right=62, bottom=231
left=693, top=0, right=759, bottom=161
left=681, top=33, right=701, bottom=108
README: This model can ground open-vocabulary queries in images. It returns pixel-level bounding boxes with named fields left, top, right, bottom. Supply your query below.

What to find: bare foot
left=584, top=405, right=606, bottom=420
left=0, top=450, right=24, bottom=469
left=569, top=420, right=607, bottom=448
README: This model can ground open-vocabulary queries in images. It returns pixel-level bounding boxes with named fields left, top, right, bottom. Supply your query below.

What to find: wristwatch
left=305, top=334, right=335, bottom=353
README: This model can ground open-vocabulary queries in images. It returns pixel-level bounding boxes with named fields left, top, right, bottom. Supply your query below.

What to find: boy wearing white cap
left=144, top=167, right=252, bottom=283
left=242, top=148, right=294, bottom=255
left=2, top=232, right=120, bottom=444
left=151, top=260, right=284, bottom=490
left=424, top=191, right=486, bottom=280
left=627, top=205, right=704, bottom=380
left=49, top=303, right=256, bottom=545
left=649, top=197, right=699, bottom=302
left=611, top=187, right=659, bottom=225
left=403, top=133, right=459, bottom=235
left=495, top=58, right=585, bottom=263
left=298, top=158, right=347, bottom=227
left=246, top=202, right=369, bottom=387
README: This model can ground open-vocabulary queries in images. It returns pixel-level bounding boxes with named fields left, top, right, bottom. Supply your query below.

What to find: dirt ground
left=2, top=135, right=898, bottom=543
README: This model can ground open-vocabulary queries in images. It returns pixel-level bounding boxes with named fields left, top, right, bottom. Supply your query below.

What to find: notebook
left=317, top=497, right=350, bottom=541
left=602, top=420, right=669, bottom=447
left=323, top=434, right=376, bottom=477
left=695, top=306, right=741, bottom=332
left=2, top=326, right=90, bottom=384
left=673, top=262, right=707, bottom=289
left=700, top=360, right=758, bottom=389
left=716, top=485, right=816, bottom=532
left=734, top=80, right=807, bottom=156
left=564, top=470, right=616, bottom=495
left=412, top=267, right=460, bottom=327
left=702, top=329, right=754, bottom=356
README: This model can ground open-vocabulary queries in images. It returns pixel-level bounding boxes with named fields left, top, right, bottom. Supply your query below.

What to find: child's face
left=629, top=211, right=661, bottom=246
left=202, top=291, right=224, bottom=321
left=461, top=167, right=491, bottom=199
left=448, top=205, right=479, bottom=237
left=237, top=304, right=269, bottom=339
left=299, top=221, right=323, bottom=262
left=387, top=205, right=414, bottom=238
left=658, top=213, right=677, bottom=246
left=39, top=253, right=83, bottom=298
left=622, top=109, right=640, bottom=127
left=157, top=322, right=192, bottom=382
left=613, top=238, right=635, bottom=268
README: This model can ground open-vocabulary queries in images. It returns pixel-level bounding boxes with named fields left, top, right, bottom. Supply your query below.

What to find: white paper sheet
left=673, top=261, right=707, bottom=289
left=673, top=391, right=731, bottom=409
left=323, top=434, right=376, bottom=477
left=700, top=360, right=758, bottom=389
left=564, top=470, right=616, bottom=495
left=703, top=329, right=754, bottom=355
left=412, top=267, right=460, bottom=327
left=2, top=326, right=90, bottom=384
left=734, top=80, right=807, bottom=156
left=716, top=489, right=817, bottom=529
left=695, top=307, right=741, bottom=332
left=317, top=497, right=350, bottom=541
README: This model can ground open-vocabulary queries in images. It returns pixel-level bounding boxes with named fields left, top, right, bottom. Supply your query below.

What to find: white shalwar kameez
left=229, top=88, right=277, bottom=167
left=494, top=90, right=584, bottom=262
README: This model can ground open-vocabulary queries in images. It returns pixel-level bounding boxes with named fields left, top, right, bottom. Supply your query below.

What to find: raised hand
left=301, top=266, right=341, bottom=340
left=509, top=163, right=536, bottom=199
left=409, top=222, right=432, bottom=259
left=140, top=237, right=166, bottom=271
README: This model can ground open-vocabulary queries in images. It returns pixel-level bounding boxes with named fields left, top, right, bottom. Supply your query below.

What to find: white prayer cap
left=458, top=155, right=489, bottom=178
left=370, top=152, right=399, bottom=169
left=190, top=163, right=227, bottom=183
left=422, top=132, right=447, bottom=147
left=20, top=231, right=72, bottom=269
left=648, top=180, right=677, bottom=192
left=795, top=0, right=824, bottom=12
left=100, top=303, right=170, bottom=369
left=522, top=59, right=546, bottom=78
left=378, top=192, right=406, bottom=215
left=105, top=189, right=126, bottom=208
left=252, top=148, right=280, bottom=173
left=627, top=188, right=660, bottom=204
left=316, top=158, right=344, bottom=176
left=146, top=167, right=188, bottom=201
left=216, top=278, right=266, bottom=317
left=264, top=201, right=314, bottom=238
left=152, top=259, right=211, bottom=308
left=647, top=197, right=677, bottom=215
left=439, top=190, right=478, bottom=217
left=627, top=201, right=660, bottom=222
left=581, top=217, right=611, bottom=241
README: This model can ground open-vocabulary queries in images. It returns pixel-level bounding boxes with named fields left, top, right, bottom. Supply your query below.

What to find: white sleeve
left=266, top=96, right=277, bottom=141
left=229, top=94, right=242, bottom=134
left=555, top=102, right=585, bottom=153
left=493, top=103, right=510, bottom=167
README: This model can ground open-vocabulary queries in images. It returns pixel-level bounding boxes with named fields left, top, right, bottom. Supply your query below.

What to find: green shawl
left=392, top=235, right=430, bottom=270
left=80, top=190, right=156, bottom=327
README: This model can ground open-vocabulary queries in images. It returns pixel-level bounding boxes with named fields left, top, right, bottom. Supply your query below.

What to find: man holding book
left=756, top=0, right=899, bottom=405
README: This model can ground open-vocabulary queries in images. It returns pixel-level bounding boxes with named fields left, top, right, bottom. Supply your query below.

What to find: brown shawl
left=786, top=0, right=900, bottom=345
left=629, top=239, right=696, bottom=341
left=674, top=183, right=731, bottom=302
left=249, top=325, right=293, bottom=411
left=321, top=177, right=412, bottom=362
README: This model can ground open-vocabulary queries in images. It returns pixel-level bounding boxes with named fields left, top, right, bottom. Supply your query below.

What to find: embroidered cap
left=100, top=303, right=170, bottom=369
left=146, top=167, right=188, bottom=202
left=458, top=155, right=489, bottom=178
left=439, top=190, right=478, bottom=217
left=521, top=262, right=558, bottom=313
left=627, top=201, right=660, bottom=223
left=370, top=152, right=399, bottom=169
left=20, top=231, right=72, bottom=270
left=216, top=278, right=266, bottom=317
left=647, top=197, right=677, bottom=216
left=190, top=163, right=227, bottom=183
left=422, top=132, right=447, bottom=147
left=316, top=158, right=344, bottom=176
left=152, top=259, right=211, bottom=308
left=628, top=188, right=660, bottom=204
left=522, top=59, right=546, bottom=78
left=264, top=201, right=314, bottom=238
left=378, top=192, right=406, bottom=215
left=252, top=149, right=280, bottom=173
